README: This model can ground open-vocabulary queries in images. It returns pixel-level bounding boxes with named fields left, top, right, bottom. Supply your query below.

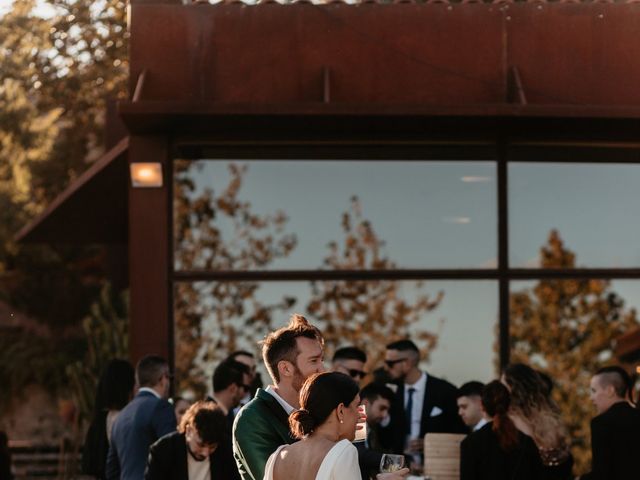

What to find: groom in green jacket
left=232, top=314, right=325, bottom=480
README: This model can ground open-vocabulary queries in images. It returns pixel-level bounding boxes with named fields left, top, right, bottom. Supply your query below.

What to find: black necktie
left=405, top=387, right=416, bottom=434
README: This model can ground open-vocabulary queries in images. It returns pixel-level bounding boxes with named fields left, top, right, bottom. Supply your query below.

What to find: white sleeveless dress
left=263, top=439, right=361, bottom=480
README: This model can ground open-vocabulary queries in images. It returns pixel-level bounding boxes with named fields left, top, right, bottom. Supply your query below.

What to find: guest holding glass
left=263, top=372, right=409, bottom=480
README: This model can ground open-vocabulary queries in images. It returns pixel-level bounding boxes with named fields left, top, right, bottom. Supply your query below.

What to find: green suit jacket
left=232, top=388, right=294, bottom=480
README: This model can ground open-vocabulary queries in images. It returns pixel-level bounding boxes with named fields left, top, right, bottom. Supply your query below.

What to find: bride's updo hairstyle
left=289, top=372, right=359, bottom=439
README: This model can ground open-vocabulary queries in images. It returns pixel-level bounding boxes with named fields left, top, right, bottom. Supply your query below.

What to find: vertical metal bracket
left=132, top=69, right=147, bottom=102
left=507, top=66, right=527, bottom=105
left=323, top=66, right=331, bottom=104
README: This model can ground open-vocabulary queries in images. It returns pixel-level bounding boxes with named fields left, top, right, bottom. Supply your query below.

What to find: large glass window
left=174, top=280, right=498, bottom=397
left=510, top=278, right=640, bottom=471
left=174, top=160, right=497, bottom=271
left=170, top=146, right=640, bottom=477
left=509, top=163, right=640, bottom=268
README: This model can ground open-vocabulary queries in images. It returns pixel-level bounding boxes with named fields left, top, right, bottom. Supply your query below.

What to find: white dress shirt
left=187, top=451, right=210, bottom=480
left=473, top=417, right=489, bottom=432
left=265, top=385, right=295, bottom=415
left=138, top=387, right=161, bottom=399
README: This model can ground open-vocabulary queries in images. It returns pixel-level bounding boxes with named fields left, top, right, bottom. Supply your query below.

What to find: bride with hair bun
left=264, top=372, right=409, bottom=480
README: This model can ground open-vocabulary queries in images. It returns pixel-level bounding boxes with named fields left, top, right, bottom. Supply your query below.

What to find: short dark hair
left=386, top=339, right=419, bottom=354
left=229, top=350, right=254, bottom=360
left=213, top=359, right=250, bottom=393
left=457, top=381, right=485, bottom=399
left=289, top=372, right=359, bottom=438
left=595, top=366, right=631, bottom=399
left=261, top=314, right=324, bottom=383
left=178, top=401, right=227, bottom=445
left=333, top=346, right=367, bottom=364
left=136, top=355, right=168, bottom=388
left=360, top=382, right=394, bottom=404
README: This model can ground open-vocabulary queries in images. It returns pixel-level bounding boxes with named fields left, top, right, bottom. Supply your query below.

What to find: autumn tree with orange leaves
left=173, top=162, right=297, bottom=396
left=510, top=230, right=638, bottom=474
left=307, top=196, right=443, bottom=372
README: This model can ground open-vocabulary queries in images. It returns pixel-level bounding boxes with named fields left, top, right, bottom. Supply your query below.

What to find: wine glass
left=380, top=454, right=405, bottom=473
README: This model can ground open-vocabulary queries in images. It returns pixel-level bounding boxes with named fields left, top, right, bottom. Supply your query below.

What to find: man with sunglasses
left=228, top=350, right=263, bottom=402
left=211, top=359, right=252, bottom=428
left=381, top=340, right=466, bottom=471
left=332, top=346, right=368, bottom=385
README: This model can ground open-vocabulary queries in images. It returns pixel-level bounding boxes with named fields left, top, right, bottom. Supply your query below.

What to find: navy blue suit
left=106, top=390, right=177, bottom=480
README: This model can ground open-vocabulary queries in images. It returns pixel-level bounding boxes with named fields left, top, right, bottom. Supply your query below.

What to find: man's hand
left=376, top=468, right=410, bottom=479
left=407, top=438, right=423, bottom=453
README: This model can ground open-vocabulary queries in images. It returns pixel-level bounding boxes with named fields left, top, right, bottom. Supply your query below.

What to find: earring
left=340, top=419, right=344, bottom=424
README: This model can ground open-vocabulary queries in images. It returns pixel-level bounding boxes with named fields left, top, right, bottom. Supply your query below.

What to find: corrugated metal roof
left=201, top=0, right=640, bottom=5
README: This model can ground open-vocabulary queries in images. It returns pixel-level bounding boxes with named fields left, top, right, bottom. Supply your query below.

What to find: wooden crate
left=423, top=433, right=465, bottom=480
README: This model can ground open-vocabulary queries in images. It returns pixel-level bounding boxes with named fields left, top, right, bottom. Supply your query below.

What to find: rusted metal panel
left=507, top=4, right=640, bottom=106
left=129, top=4, right=640, bottom=109
left=16, top=138, right=129, bottom=244
left=130, top=4, right=505, bottom=104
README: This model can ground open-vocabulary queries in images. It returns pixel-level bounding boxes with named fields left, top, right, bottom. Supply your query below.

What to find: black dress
left=82, top=410, right=110, bottom=479
left=460, top=422, right=544, bottom=480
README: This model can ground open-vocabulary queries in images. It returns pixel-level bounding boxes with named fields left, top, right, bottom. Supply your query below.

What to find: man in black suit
left=580, top=366, right=640, bottom=480
left=145, top=401, right=238, bottom=480
left=210, top=359, right=251, bottom=430
left=356, top=383, right=395, bottom=480
left=381, top=340, right=466, bottom=469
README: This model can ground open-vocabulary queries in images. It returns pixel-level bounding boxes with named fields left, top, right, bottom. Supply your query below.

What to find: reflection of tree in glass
left=510, top=230, right=638, bottom=475
left=307, top=196, right=444, bottom=371
left=173, top=161, right=297, bottom=396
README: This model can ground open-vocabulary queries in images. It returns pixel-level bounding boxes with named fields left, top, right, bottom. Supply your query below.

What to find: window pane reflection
left=509, top=163, right=640, bottom=268
left=509, top=279, right=640, bottom=474
left=173, top=160, right=497, bottom=271
left=174, top=280, right=498, bottom=397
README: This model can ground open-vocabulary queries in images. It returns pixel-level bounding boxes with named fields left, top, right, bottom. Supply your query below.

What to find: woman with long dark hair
left=0, top=431, right=12, bottom=480
left=82, top=359, right=135, bottom=479
left=502, top=364, right=573, bottom=479
left=263, top=372, right=409, bottom=480
left=460, top=381, right=543, bottom=480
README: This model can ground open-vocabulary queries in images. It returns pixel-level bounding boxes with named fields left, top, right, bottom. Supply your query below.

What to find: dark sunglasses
left=348, top=369, right=367, bottom=380
left=384, top=358, right=408, bottom=368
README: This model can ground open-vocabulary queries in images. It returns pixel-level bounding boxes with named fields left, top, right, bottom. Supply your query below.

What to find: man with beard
left=381, top=340, right=465, bottom=471
left=232, top=314, right=325, bottom=480
left=356, top=383, right=395, bottom=480
left=145, top=401, right=238, bottom=480
left=210, top=359, right=252, bottom=430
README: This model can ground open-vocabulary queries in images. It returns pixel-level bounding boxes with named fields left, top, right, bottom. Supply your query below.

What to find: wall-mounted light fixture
left=130, top=162, right=163, bottom=188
